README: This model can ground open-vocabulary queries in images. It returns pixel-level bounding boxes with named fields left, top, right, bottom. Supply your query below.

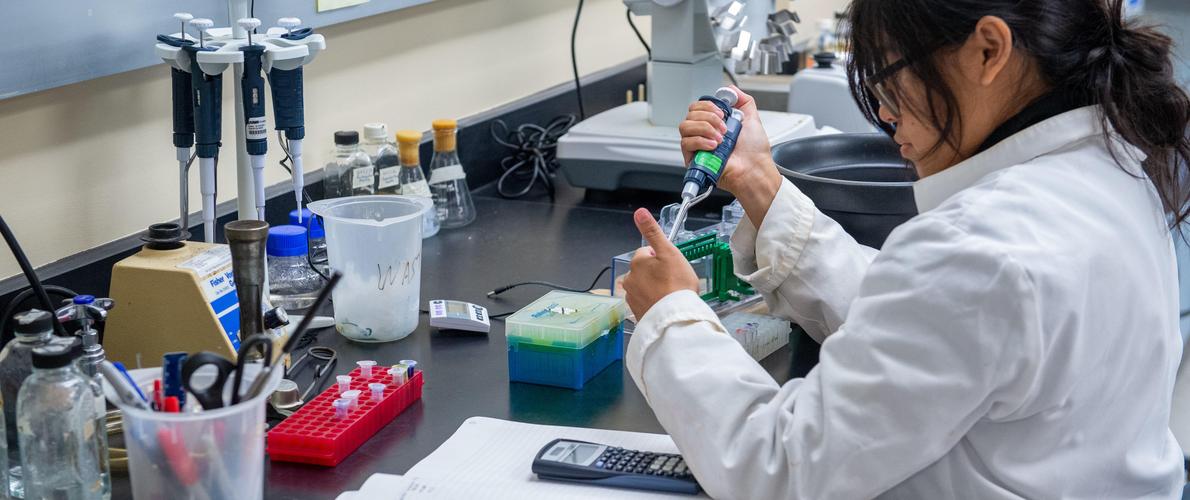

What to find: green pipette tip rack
left=676, top=233, right=754, bottom=303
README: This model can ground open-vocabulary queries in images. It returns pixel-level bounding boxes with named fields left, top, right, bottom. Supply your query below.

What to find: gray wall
left=1144, top=0, right=1189, bottom=85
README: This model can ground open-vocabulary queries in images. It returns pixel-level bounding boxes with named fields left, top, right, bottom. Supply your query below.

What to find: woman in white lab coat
left=622, top=0, right=1190, bottom=498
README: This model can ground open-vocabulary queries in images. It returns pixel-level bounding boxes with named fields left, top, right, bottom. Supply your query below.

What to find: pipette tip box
left=267, top=366, right=423, bottom=466
left=505, top=291, right=628, bottom=390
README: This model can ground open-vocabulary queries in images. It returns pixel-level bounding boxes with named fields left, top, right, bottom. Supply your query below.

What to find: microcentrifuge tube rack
left=267, top=366, right=423, bottom=466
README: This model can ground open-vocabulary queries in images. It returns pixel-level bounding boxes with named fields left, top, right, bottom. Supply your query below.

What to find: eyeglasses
left=865, top=57, right=912, bottom=118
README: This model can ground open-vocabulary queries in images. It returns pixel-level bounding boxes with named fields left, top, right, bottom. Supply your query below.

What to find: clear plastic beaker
left=108, top=364, right=282, bottom=500
left=308, top=195, right=430, bottom=342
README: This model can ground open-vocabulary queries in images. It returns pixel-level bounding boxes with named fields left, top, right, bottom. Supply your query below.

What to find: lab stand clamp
left=156, top=9, right=326, bottom=242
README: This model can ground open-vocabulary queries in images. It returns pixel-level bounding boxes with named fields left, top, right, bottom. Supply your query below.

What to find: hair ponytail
left=846, top=0, right=1190, bottom=226
left=1087, top=1, right=1190, bottom=226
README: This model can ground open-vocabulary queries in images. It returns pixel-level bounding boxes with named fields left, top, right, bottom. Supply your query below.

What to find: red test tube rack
left=267, top=366, right=423, bottom=466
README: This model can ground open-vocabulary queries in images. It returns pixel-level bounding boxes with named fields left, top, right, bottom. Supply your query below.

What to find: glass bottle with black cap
left=17, top=341, right=108, bottom=500
left=0, top=309, right=71, bottom=498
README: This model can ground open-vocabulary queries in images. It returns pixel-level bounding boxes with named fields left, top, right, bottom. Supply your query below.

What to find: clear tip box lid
left=505, top=291, right=628, bottom=349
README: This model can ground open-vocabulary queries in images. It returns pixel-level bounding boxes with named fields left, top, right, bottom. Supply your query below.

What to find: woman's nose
left=877, top=104, right=897, bottom=125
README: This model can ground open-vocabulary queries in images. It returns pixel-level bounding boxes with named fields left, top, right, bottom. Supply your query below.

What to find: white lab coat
left=626, top=106, right=1186, bottom=499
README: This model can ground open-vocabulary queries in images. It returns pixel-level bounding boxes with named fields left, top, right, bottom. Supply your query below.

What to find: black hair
left=845, top=0, right=1190, bottom=227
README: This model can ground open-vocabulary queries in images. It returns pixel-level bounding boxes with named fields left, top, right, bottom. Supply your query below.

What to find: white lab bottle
left=428, top=119, right=477, bottom=228
left=17, top=342, right=106, bottom=500
left=361, top=123, right=391, bottom=160
left=364, top=123, right=401, bottom=195
left=396, top=130, right=440, bottom=238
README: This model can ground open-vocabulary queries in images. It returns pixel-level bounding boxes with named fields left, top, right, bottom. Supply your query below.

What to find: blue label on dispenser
left=217, top=305, right=241, bottom=350
left=178, top=246, right=242, bottom=350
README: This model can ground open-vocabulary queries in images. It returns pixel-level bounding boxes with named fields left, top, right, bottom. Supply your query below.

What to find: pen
left=98, top=361, right=150, bottom=410
left=112, top=361, right=149, bottom=403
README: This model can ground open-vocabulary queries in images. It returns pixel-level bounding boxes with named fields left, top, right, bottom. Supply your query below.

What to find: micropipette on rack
left=169, top=13, right=196, bottom=231
left=238, top=18, right=269, bottom=221
left=187, top=18, right=223, bottom=243
left=668, top=87, right=744, bottom=242
left=269, top=17, right=309, bottom=222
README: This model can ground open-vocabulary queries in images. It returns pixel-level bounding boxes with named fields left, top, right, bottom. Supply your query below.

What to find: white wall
left=0, top=0, right=848, bottom=282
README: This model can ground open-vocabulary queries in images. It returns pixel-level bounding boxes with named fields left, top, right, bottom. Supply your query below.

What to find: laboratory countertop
left=108, top=180, right=817, bottom=499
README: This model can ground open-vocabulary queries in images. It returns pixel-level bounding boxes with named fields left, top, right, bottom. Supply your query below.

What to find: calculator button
left=675, top=463, right=688, bottom=474
left=613, top=464, right=625, bottom=471
left=594, top=461, right=604, bottom=468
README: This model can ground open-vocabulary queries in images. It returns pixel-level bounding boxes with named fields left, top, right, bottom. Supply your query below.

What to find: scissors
left=181, top=334, right=274, bottom=410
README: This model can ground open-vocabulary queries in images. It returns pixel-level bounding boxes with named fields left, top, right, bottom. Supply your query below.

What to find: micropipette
left=269, top=17, right=308, bottom=222
left=668, top=87, right=745, bottom=242
left=170, top=13, right=196, bottom=230
left=238, top=18, right=269, bottom=221
left=187, top=18, right=222, bottom=243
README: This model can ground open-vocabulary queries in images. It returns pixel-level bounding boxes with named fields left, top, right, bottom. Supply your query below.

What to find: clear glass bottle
left=396, top=130, right=440, bottom=238
left=322, top=131, right=352, bottom=199
left=323, top=131, right=375, bottom=198
left=289, top=208, right=329, bottom=276
left=361, top=123, right=391, bottom=160
left=78, top=363, right=110, bottom=500
left=18, top=341, right=106, bottom=500
left=1, top=309, right=63, bottom=499
left=267, top=225, right=323, bottom=310
left=428, top=119, right=477, bottom=228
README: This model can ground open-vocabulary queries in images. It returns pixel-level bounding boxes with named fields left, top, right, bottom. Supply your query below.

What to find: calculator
left=532, top=438, right=700, bottom=495
left=428, top=300, right=490, bottom=333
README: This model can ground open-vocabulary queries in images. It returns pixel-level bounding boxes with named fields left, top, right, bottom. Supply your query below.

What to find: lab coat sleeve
left=730, top=178, right=879, bottom=342
left=627, top=218, right=1037, bottom=500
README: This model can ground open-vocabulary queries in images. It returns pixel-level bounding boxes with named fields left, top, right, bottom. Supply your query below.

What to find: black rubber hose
left=0, top=215, right=67, bottom=337
left=0, top=285, right=77, bottom=345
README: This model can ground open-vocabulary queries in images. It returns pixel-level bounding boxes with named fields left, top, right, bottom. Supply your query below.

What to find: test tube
left=337, top=375, right=351, bottom=394
left=390, top=364, right=408, bottom=386
left=399, top=359, right=417, bottom=378
left=333, top=398, right=349, bottom=420
left=357, top=360, right=377, bottom=379
left=369, top=382, right=385, bottom=402
left=342, top=389, right=361, bottom=411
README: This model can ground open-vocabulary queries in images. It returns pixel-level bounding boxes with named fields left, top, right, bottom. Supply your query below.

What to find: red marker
left=163, top=396, right=180, bottom=413
left=157, top=427, right=198, bottom=485
left=153, top=380, right=164, bottom=411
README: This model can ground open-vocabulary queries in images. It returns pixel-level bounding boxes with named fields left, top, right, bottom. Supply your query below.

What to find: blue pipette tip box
left=505, top=291, right=627, bottom=390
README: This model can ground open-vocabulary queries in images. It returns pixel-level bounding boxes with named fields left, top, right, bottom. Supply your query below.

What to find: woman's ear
left=958, top=16, right=1015, bottom=87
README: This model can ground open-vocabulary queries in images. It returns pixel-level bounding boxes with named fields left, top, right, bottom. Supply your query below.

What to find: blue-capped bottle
left=18, top=341, right=107, bottom=500
left=267, top=225, right=323, bottom=311
left=289, top=208, right=329, bottom=276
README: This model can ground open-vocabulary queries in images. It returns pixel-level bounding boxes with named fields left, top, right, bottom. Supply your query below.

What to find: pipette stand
left=155, top=3, right=326, bottom=231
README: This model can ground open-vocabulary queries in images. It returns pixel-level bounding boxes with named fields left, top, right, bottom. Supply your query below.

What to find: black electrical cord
left=571, top=0, right=586, bottom=119
left=487, top=266, right=612, bottom=298
left=626, top=8, right=650, bottom=60
left=0, top=215, right=67, bottom=337
left=490, top=115, right=576, bottom=199
left=0, top=285, right=77, bottom=345
left=419, top=266, right=615, bottom=323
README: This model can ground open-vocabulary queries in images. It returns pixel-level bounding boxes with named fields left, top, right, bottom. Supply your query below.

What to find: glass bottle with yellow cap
left=428, top=119, right=476, bottom=228
left=396, top=130, right=440, bottom=238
